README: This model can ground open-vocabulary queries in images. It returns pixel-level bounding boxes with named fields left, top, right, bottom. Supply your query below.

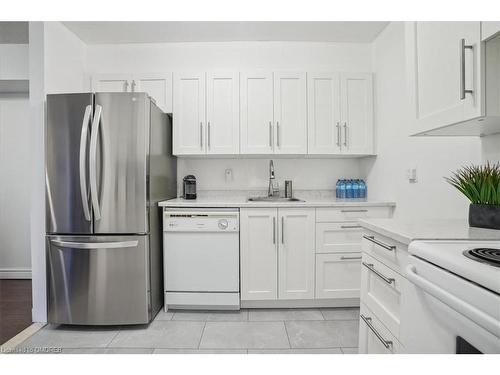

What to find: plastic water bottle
left=340, top=179, right=347, bottom=200
left=336, top=180, right=341, bottom=199
left=353, top=179, right=360, bottom=199
left=359, top=180, right=367, bottom=199
left=346, top=179, right=353, bottom=199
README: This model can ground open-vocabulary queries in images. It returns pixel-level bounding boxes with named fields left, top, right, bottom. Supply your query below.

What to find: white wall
left=361, top=22, right=482, bottom=221
left=29, top=21, right=88, bottom=322
left=0, top=99, right=31, bottom=278
left=482, top=134, right=500, bottom=162
left=177, top=158, right=362, bottom=193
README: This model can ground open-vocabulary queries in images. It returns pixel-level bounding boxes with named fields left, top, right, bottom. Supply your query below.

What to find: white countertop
left=159, top=197, right=396, bottom=208
left=359, top=218, right=500, bottom=245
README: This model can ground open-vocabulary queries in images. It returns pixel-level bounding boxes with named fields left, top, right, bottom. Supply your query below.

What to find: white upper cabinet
left=406, top=22, right=482, bottom=135
left=91, top=73, right=173, bottom=113
left=135, top=74, right=173, bottom=113
left=206, top=72, right=240, bottom=154
left=307, top=73, right=341, bottom=154
left=173, top=72, right=206, bottom=155
left=240, top=71, right=274, bottom=154
left=92, top=74, right=131, bottom=92
left=0, top=44, right=29, bottom=80
left=340, top=73, right=374, bottom=154
left=481, top=22, right=500, bottom=41
left=273, top=72, right=307, bottom=154
left=278, top=208, right=315, bottom=300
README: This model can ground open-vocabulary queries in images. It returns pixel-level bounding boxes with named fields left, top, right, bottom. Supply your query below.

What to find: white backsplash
left=177, top=158, right=364, bottom=195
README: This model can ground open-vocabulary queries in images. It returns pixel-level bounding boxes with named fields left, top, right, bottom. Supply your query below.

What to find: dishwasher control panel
left=163, top=209, right=239, bottom=232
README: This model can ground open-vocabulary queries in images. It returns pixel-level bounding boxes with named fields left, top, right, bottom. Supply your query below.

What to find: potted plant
left=446, top=162, right=500, bottom=230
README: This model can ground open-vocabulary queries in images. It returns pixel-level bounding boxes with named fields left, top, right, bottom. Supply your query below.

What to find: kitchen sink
left=247, top=197, right=305, bottom=202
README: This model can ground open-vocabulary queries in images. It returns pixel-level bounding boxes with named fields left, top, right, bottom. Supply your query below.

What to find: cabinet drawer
left=316, top=222, right=363, bottom=253
left=361, top=253, right=402, bottom=338
left=316, top=206, right=391, bottom=222
left=358, top=303, right=404, bottom=354
left=362, top=230, right=408, bottom=273
left=315, top=253, right=362, bottom=299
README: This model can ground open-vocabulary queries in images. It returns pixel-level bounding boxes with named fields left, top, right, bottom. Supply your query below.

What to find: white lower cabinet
left=240, top=207, right=314, bottom=301
left=315, top=253, right=362, bottom=299
left=359, top=303, right=404, bottom=354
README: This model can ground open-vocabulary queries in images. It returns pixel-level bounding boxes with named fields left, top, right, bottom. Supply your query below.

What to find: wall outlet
left=406, top=168, right=418, bottom=183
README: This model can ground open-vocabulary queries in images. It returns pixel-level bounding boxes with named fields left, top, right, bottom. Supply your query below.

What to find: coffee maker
left=182, top=175, right=197, bottom=199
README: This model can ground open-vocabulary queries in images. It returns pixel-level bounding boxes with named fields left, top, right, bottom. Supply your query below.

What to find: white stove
left=401, top=240, right=500, bottom=354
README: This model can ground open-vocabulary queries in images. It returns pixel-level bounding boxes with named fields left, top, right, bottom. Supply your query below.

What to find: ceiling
left=63, top=21, right=389, bottom=44
left=0, top=22, right=28, bottom=43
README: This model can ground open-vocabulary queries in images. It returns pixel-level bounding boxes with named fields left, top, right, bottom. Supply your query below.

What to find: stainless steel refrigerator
left=45, top=92, right=176, bottom=325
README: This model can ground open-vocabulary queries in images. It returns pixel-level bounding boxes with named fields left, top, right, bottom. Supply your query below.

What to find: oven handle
left=406, top=265, right=500, bottom=337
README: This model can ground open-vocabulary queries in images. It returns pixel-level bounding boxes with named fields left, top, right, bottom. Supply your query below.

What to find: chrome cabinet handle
left=273, top=217, right=276, bottom=244
left=340, top=225, right=362, bottom=229
left=341, top=209, right=368, bottom=213
left=281, top=216, right=284, bottom=244
left=459, top=38, right=474, bottom=100
left=208, top=121, right=211, bottom=149
left=89, top=104, right=102, bottom=220
left=277, top=121, right=280, bottom=147
left=336, top=122, right=341, bottom=147
left=131, top=80, right=136, bottom=92
left=360, top=314, right=393, bottom=349
left=51, top=240, right=138, bottom=249
left=362, top=235, right=396, bottom=251
left=340, top=256, right=362, bottom=260
left=200, top=122, right=203, bottom=149
left=79, top=105, right=92, bottom=221
left=362, top=262, right=395, bottom=285
left=269, top=121, right=273, bottom=148
left=343, top=122, right=348, bottom=147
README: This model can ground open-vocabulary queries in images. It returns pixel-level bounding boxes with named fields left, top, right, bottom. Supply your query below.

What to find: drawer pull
left=340, top=225, right=362, bottom=229
left=360, top=314, right=393, bottom=349
left=341, top=209, right=368, bottom=213
left=362, top=262, right=395, bottom=285
left=340, top=256, right=362, bottom=260
left=362, top=235, right=396, bottom=251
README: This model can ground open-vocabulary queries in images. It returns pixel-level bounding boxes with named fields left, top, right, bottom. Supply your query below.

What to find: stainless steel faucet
left=268, top=160, right=280, bottom=197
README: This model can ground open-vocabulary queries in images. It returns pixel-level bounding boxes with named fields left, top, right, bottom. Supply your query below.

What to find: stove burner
left=463, top=248, right=500, bottom=268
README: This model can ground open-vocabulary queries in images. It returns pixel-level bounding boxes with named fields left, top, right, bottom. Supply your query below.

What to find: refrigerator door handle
left=79, top=105, right=92, bottom=221
left=51, top=239, right=139, bottom=249
left=90, top=104, right=102, bottom=220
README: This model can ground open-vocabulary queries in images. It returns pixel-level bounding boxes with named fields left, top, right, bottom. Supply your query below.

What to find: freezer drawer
left=47, top=235, right=150, bottom=325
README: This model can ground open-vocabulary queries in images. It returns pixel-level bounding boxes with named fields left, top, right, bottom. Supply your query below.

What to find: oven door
left=401, top=255, right=500, bottom=354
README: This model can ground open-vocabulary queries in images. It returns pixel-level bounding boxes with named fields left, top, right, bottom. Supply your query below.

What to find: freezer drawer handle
left=362, top=262, right=395, bottom=285
left=79, top=105, right=92, bottom=221
left=406, top=265, right=500, bottom=337
left=90, top=105, right=102, bottom=220
left=362, top=235, right=396, bottom=251
left=360, top=314, right=393, bottom=349
left=51, top=240, right=139, bottom=249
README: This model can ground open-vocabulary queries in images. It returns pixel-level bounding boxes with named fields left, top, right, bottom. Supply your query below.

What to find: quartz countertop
left=158, top=190, right=396, bottom=208
left=359, top=218, right=500, bottom=245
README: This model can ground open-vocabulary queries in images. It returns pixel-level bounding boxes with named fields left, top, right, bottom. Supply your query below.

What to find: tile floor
left=11, top=308, right=359, bottom=354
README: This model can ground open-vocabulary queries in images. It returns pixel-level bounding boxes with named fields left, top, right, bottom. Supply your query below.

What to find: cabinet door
left=315, top=253, right=362, bottom=299
left=135, top=73, right=173, bottom=113
left=405, top=22, right=482, bottom=135
left=0, top=44, right=29, bottom=80
left=278, top=208, right=315, bottom=300
left=173, top=72, right=206, bottom=155
left=92, top=74, right=130, bottom=92
left=359, top=303, right=403, bottom=354
left=240, top=208, right=278, bottom=301
left=240, top=71, right=274, bottom=154
left=206, top=72, right=239, bottom=154
left=274, top=72, right=307, bottom=154
left=340, top=73, right=373, bottom=154
left=307, top=72, right=341, bottom=154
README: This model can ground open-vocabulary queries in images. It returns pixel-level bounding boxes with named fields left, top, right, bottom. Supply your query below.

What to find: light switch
left=225, top=168, right=233, bottom=183
left=407, top=168, right=417, bottom=183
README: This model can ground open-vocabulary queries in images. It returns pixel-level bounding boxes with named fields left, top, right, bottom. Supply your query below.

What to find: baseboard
left=241, top=298, right=360, bottom=309
left=0, top=268, right=32, bottom=279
